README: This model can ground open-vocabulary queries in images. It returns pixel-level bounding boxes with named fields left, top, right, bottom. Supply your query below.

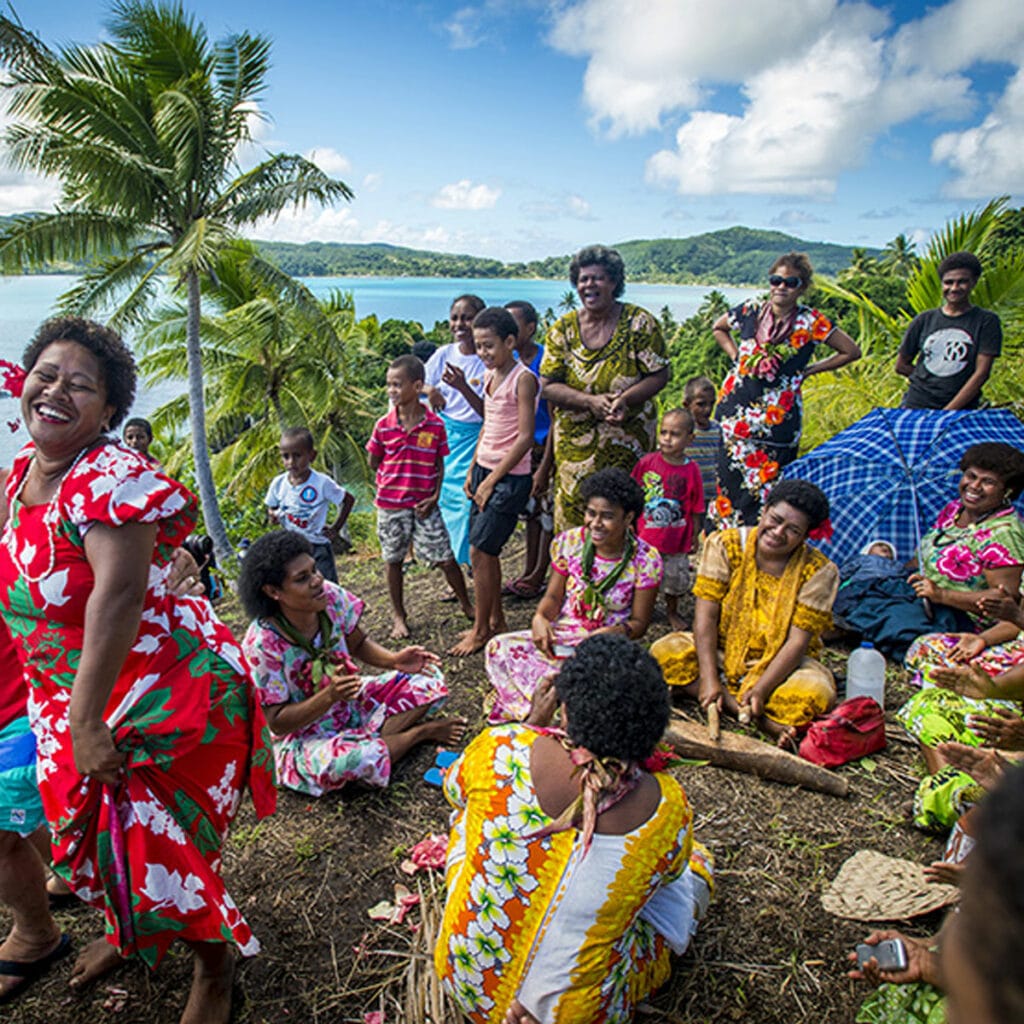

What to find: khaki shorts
left=376, top=505, right=454, bottom=565
left=660, top=552, right=692, bottom=597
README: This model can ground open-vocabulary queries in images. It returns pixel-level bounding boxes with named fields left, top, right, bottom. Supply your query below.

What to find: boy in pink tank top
left=449, top=308, right=537, bottom=656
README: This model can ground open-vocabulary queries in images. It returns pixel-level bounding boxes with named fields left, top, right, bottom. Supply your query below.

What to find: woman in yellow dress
left=652, top=479, right=838, bottom=746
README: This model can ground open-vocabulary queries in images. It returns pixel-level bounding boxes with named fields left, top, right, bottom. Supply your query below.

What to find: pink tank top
left=476, top=361, right=533, bottom=475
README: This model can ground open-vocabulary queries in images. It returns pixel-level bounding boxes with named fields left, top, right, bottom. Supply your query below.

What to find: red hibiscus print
left=732, top=420, right=751, bottom=439
left=934, top=545, right=981, bottom=582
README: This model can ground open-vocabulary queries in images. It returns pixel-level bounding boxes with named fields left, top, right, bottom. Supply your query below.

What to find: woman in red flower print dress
left=0, top=318, right=276, bottom=1024
left=711, top=252, right=859, bottom=528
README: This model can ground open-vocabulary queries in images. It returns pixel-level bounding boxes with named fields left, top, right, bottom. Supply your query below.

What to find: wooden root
left=666, top=712, right=849, bottom=797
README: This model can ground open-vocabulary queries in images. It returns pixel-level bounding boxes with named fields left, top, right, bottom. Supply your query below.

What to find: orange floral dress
left=713, top=301, right=834, bottom=527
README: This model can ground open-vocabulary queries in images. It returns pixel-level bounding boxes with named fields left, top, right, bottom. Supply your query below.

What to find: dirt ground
left=5, top=536, right=951, bottom=1024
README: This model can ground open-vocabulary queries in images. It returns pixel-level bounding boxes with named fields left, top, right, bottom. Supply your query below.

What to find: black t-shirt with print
left=899, top=305, right=1002, bottom=409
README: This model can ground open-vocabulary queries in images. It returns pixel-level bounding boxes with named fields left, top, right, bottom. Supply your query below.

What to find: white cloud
left=304, top=147, right=352, bottom=177
left=432, top=179, right=501, bottom=210
left=521, top=192, right=594, bottom=220
left=444, top=6, right=487, bottom=49
left=550, top=0, right=1022, bottom=198
left=249, top=205, right=361, bottom=244
left=0, top=169, right=60, bottom=214
left=769, top=209, right=828, bottom=228
left=362, top=172, right=382, bottom=191
left=931, top=68, right=1024, bottom=196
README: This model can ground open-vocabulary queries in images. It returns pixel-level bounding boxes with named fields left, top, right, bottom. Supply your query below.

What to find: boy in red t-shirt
left=367, top=355, right=473, bottom=638
left=631, top=408, right=704, bottom=630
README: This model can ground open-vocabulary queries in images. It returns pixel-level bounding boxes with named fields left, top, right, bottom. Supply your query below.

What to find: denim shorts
left=468, top=464, right=532, bottom=557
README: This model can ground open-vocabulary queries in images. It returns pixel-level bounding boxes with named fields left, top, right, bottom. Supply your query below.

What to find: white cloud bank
left=548, top=0, right=1024, bottom=198
left=432, top=179, right=502, bottom=210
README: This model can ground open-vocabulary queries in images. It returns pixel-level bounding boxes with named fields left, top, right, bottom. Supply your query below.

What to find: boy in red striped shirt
left=367, top=355, right=473, bottom=638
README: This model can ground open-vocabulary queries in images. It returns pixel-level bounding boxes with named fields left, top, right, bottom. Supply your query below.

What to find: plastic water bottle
left=846, top=642, right=886, bottom=708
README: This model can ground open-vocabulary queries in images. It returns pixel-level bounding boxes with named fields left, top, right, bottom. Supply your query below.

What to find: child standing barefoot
left=367, top=355, right=473, bottom=638
left=449, top=308, right=537, bottom=656
left=631, top=408, right=704, bottom=631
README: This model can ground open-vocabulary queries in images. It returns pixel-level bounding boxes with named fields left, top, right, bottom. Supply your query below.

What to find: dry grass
left=3, top=537, right=949, bottom=1024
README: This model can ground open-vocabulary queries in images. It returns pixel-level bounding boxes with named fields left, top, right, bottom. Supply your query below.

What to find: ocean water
left=0, top=273, right=749, bottom=464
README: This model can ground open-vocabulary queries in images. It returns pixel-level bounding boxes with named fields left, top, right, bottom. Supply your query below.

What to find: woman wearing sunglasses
left=710, top=252, right=859, bottom=527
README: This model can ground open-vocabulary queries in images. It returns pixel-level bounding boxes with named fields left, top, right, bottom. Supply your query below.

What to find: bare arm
left=944, top=352, right=996, bottom=411
left=71, top=521, right=159, bottom=782
left=895, top=351, right=915, bottom=377
left=263, top=672, right=360, bottom=735
left=531, top=571, right=567, bottom=657
left=328, top=492, right=355, bottom=535
left=909, top=563, right=1024, bottom=614
left=712, top=313, right=738, bottom=360
left=472, top=373, right=538, bottom=509
left=804, top=328, right=861, bottom=377
left=693, top=596, right=725, bottom=708
left=540, top=376, right=599, bottom=415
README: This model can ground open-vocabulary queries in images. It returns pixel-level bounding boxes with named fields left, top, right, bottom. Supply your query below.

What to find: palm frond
left=214, top=30, right=271, bottom=127
left=0, top=210, right=141, bottom=273
left=57, top=245, right=171, bottom=326
left=215, top=154, right=354, bottom=226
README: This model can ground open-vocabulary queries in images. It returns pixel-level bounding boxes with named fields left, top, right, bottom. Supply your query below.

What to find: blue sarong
left=439, top=413, right=481, bottom=565
left=0, top=715, right=43, bottom=835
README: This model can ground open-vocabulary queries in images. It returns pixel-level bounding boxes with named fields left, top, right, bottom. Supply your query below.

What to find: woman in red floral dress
left=0, top=318, right=276, bottom=1024
left=711, top=252, right=859, bottom=528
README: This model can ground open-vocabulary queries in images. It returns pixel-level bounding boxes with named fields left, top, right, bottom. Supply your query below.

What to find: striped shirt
left=685, top=421, right=722, bottom=505
left=366, top=407, right=449, bottom=510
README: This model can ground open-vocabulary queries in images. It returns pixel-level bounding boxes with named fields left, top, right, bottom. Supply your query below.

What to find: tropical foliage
left=0, top=1, right=353, bottom=561
left=803, top=197, right=1024, bottom=450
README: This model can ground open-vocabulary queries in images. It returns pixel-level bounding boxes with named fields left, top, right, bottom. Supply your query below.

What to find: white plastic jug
left=846, top=642, right=886, bottom=708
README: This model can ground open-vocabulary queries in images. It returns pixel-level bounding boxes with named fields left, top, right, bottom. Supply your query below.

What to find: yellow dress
left=652, top=528, right=838, bottom=726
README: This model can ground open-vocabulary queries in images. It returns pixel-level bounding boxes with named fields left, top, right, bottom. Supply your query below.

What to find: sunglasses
left=769, top=274, right=803, bottom=288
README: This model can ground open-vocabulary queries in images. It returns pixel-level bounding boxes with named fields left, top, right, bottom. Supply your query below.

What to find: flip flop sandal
left=0, top=933, right=73, bottom=1004
left=434, top=750, right=459, bottom=769
left=423, top=767, right=446, bottom=787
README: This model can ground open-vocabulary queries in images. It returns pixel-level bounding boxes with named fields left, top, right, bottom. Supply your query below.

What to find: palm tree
left=558, top=289, right=578, bottom=313
left=879, top=233, right=918, bottom=278
left=137, top=241, right=375, bottom=508
left=0, top=2, right=353, bottom=562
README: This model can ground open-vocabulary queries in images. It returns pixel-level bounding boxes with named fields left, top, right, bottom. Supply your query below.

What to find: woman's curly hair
left=764, top=479, right=830, bottom=530
left=569, top=245, right=626, bottom=299
left=239, top=530, right=314, bottom=620
left=580, top=466, right=644, bottom=517
left=23, top=316, right=137, bottom=430
left=960, top=443, right=1024, bottom=498
left=555, top=634, right=669, bottom=761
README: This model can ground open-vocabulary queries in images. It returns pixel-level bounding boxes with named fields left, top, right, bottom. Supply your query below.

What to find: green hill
left=1, top=215, right=874, bottom=284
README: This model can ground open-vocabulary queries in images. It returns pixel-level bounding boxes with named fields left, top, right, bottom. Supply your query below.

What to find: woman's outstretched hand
left=71, top=719, right=126, bottom=785
left=932, top=663, right=997, bottom=699
left=391, top=646, right=440, bottom=674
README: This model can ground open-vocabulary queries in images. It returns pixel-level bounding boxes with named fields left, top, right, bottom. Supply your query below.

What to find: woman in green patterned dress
left=540, top=246, right=668, bottom=533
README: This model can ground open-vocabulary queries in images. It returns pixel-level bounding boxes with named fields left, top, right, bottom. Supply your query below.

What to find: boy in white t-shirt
left=266, top=427, right=354, bottom=583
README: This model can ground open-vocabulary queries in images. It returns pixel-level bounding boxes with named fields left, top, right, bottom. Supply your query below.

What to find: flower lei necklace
left=272, top=610, right=354, bottom=684
left=2, top=446, right=91, bottom=584
left=578, top=529, right=635, bottom=625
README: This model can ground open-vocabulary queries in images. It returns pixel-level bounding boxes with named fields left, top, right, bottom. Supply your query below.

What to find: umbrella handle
left=922, top=596, right=934, bottom=622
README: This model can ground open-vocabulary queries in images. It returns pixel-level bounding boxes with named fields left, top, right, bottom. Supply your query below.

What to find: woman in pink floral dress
left=896, top=443, right=1024, bottom=828
left=711, top=252, right=859, bottom=528
left=0, top=318, right=276, bottom=1023
left=240, top=530, right=466, bottom=795
left=485, top=468, right=662, bottom=723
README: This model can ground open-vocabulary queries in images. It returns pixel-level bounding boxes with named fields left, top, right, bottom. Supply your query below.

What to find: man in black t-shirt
left=896, top=251, right=1002, bottom=410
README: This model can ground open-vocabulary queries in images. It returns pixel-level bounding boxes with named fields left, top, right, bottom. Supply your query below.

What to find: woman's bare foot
left=180, top=944, right=235, bottom=1024
left=69, top=937, right=124, bottom=990
left=420, top=717, right=468, bottom=746
left=758, top=716, right=799, bottom=750
left=448, top=628, right=494, bottom=657
left=391, top=615, right=411, bottom=640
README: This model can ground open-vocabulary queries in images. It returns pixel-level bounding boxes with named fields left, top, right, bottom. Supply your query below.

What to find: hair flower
left=808, top=517, right=834, bottom=541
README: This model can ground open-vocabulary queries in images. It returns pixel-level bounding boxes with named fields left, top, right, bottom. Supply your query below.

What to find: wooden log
left=666, top=712, right=849, bottom=797
left=706, top=703, right=721, bottom=742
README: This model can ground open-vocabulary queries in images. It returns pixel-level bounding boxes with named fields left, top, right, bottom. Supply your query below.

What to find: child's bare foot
left=667, top=611, right=690, bottom=632
left=69, top=937, right=124, bottom=990
left=759, top=716, right=799, bottom=751
left=180, top=945, right=234, bottom=1024
left=448, top=628, right=494, bottom=657
left=391, top=615, right=411, bottom=640
left=421, top=717, right=468, bottom=746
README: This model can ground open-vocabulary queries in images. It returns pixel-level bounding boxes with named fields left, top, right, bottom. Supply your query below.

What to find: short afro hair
left=937, top=251, right=982, bottom=281
left=450, top=294, right=486, bottom=316
left=239, top=529, right=314, bottom=620
left=23, top=316, right=137, bottom=430
left=569, top=245, right=626, bottom=299
left=958, top=771, right=1024, bottom=1023
left=504, top=300, right=538, bottom=327
left=765, top=479, right=830, bottom=530
left=389, top=353, right=425, bottom=384
left=580, top=466, right=644, bottom=517
left=769, top=251, right=813, bottom=288
left=555, top=634, right=669, bottom=761
left=472, top=306, right=519, bottom=340
left=960, top=443, right=1024, bottom=497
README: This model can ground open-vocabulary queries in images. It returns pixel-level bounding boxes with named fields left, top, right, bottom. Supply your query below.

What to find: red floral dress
left=0, top=442, right=276, bottom=967
left=713, top=301, right=834, bottom=527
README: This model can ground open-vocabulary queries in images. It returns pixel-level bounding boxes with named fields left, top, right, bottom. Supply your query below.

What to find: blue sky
left=3, top=0, right=1023, bottom=261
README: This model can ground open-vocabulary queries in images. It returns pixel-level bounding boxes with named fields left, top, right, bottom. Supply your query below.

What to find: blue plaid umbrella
left=783, top=408, right=1024, bottom=565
